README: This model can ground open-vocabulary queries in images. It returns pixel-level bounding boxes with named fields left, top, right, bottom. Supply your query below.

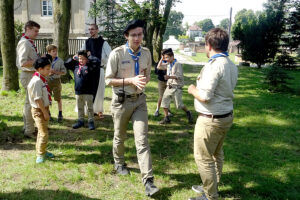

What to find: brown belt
left=125, top=92, right=143, bottom=98
left=199, top=111, right=232, bottom=119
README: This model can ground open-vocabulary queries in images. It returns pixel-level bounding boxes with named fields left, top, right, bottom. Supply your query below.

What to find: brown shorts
left=158, top=80, right=167, bottom=98
left=48, top=78, right=62, bottom=101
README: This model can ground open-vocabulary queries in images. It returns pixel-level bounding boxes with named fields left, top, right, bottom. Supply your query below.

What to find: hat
left=123, top=19, right=145, bottom=35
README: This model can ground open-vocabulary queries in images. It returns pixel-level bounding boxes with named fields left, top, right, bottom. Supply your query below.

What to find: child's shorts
left=48, top=78, right=62, bottom=101
left=161, top=86, right=184, bottom=109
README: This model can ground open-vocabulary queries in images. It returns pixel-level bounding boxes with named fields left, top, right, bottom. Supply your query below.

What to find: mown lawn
left=190, top=53, right=237, bottom=64
left=0, top=65, right=299, bottom=200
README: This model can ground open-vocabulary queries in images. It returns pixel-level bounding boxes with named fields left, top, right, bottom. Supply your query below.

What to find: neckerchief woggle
left=126, top=42, right=141, bottom=75
left=33, top=72, right=52, bottom=104
left=208, top=52, right=229, bottom=62
left=168, top=59, right=177, bottom=75
left=51, top=57, right=58, bottom=69
left=22, top=33, right=38, bottom=54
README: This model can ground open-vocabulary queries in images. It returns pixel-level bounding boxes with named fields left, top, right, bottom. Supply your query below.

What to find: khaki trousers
left=76, top=94, right=94, bottom=121
left=32, top=107, right=49, bottom=156
left=194, top=114, right=233, bottom=200
left=20, top=71, right=35, bottom=134
left=111, top=93, right=153, bottom=184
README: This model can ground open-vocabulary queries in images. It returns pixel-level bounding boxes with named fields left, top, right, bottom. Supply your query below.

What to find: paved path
left=174, top=52, right=206, bottom=66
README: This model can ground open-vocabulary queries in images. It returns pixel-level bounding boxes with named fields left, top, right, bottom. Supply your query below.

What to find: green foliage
left=219, top=18, right=230, bottom=31
left=264, top=64, right=293, bottom=92
left=14, top=20, right=23, bottom=43
left=275, top=51, right=296, bottom=69
left=195, top=18, right=215, bottom=32
left=163, top=10, right=184, bottom=41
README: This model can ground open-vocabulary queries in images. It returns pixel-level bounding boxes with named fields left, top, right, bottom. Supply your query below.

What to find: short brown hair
left=24, top=20, right=40, bottom=32
left=162, top=48, right=174, bottom=57
left=46, top=44, right=57, bottom=52
left=205, top=28, right=229, bottom=52
left=90, top=24, right=98, bottom=30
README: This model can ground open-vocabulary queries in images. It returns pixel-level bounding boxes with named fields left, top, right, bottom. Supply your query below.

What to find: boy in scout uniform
left=158, top=48, right=193, bottom=124
left=46, top=44, right=67, bottom=122
left=27, top=56, right=55, bottom=163
left=16, top=21, right=40, bottom=139
left=105, top=19, right=159, bottom=197
left=187, top=28, right=238, bottom=200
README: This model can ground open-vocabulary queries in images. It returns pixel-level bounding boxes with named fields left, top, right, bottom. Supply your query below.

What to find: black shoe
left=145, top=178, right=159, bottom=197
left=159, top=116, right=171, bottom=124
left=114, top=164, right=129, bottom=175
left=72, top=120, right=84, bottom=129
left=57, top=115, right=63, bottom=123
left=88, top=120, right=95, bottom=130
left=187, top=111, right=193, bottom=124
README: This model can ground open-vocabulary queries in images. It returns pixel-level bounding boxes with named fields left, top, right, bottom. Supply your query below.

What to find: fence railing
left=35, top=39, right=86, bottom=56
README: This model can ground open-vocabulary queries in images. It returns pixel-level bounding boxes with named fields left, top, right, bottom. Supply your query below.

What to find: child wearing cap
left=46, top=44, right=66, bottom=123
left=27, top=55, right=55, bottom=163
left=158, top=48, right=193, bottom=124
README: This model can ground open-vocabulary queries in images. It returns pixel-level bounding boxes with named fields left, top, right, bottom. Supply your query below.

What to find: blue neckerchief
left=51, top=57, right=58, bottom=69
left=168, top=59, right=177, bottom=75
left=126, top=42, right=141, bottom=75
left=208, top=52, right=229, bottom=62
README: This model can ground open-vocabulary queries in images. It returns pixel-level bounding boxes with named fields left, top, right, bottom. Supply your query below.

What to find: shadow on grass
left=0, top=189, right=100, bottom=200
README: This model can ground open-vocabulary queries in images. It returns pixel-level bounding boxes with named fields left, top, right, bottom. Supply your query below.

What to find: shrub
left=275, top=51, right=296, bottom=69
left=264, top=64, right=293, bottom=92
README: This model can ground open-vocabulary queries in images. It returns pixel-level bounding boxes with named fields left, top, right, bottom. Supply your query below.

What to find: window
left=42, top=0, right=53, bottom=16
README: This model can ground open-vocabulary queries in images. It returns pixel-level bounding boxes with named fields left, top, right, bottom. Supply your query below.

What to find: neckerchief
left=168, top=59, right=177, bottom=75
left=126, top=42, right=141, bottom=75
left=77, top=63, right=85, bottom=75
left=51, top=57, right=58, bottom=69
left=22, top=33, right=38, bottom=53
left=33, top=72, right=52, bottom=104
left=208, top=52, right=229, bottom=62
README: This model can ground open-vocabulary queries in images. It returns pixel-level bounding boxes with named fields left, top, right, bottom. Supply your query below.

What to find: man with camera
left=105, top=19, right=159, bottom=197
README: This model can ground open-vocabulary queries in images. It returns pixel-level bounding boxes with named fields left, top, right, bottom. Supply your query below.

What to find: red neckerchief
left=22, top=33, right=38, bottom=53
left=77, top=63, right=85, bottom=75
left=33, top=72, right=52, bottom=104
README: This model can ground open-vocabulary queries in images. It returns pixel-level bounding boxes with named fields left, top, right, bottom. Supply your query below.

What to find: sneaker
left=145, top=178, right=159, bottom=197
left=57, top=115, right=63, bottom=123
left=159, top=116, right=171, bottom=124
left=154, top=110, right=160, bottom=117
left=24, top=132, right=37, bottom=139
left=114, top=164, right=129, bottom=175
left=88, top=120, right=95, bottom=130
left=192, top=185, right=204, bottom=194
left=188, top=194, right=208, bottom=200
left=72, top=120, right=84, bottom=129
left=45, top=151, right=55, bottom=158
left=167, top=110, right=173, bottom=117
left=36, top=155, right=45, bottom=164
left=186, top=111, right=193, bottom=124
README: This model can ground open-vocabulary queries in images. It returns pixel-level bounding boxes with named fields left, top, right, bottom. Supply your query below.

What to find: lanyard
left=168, top=59, right=177, bottom=75
left=33, top=72, right=52, bottom=104
left=208, top=52, right=229, bottom=62
left=126, top=42, right=141, bottom=75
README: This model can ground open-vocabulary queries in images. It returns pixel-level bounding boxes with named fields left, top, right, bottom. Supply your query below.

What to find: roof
left=188, top=25, right=202, bottom=31
left=163, top=35, right=181, bottom=45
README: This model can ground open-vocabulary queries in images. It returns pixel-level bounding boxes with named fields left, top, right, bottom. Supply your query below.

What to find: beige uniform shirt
left=195, top=57, right=238, bottom=115
left=105, top=45, right=152, bottom=95
left=27, top=75, right=51, bottom=108
left=48, top=57, right=67, bottom=80
left=16, top=37, right=39, bottom=72
left=166, top=61, right=184, bottom=88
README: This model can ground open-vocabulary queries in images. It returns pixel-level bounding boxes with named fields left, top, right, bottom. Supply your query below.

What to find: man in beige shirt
left=188, top=28, right=238, bottom=200
left=105, top=19, right=159, bottom=197
left=16, top=21, right=40, bottom=139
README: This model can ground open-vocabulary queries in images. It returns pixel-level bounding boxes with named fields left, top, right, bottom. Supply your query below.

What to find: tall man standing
left=187, top=28, right=238, bottom=200
left=16, top=21, right=40, bottom=139
left=82, top=24, right=111, bottom=119
left=105, top=19, right=159, bottom=197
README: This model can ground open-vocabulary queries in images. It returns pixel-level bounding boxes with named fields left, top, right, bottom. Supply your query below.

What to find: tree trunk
left=0, top=0, right=19, bottom=91
left=53, top=0, right=72, bottom=82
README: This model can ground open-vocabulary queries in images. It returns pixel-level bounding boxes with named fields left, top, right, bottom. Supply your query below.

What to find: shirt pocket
left=120, top=60, right=132, bottom=77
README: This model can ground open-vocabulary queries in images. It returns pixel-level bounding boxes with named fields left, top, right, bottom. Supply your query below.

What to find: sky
left=172, top=0, right=268, bottom=26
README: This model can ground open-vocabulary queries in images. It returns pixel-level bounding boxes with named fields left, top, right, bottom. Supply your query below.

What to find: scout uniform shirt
left=27, top=75, right=51, bottom=108
left=194, top=56, right=238, bottom=115
left=48, top=57, right=67, bottom=80
left=105, top=45, right=152, bottom=95
left=16, top=37, right=39, bottom=73
left=166, top=61, right=184, bottom=88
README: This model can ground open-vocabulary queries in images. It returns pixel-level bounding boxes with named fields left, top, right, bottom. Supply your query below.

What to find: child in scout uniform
left=158, top=48, right=193, bottom=124
left=65, top=50, right=99, bottom=130
left=46, top=44, right=67, bottom=123
left=27, top=56, right=55, bottom=163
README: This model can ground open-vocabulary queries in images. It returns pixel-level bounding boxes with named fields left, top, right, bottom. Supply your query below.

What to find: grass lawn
left=189, top=53, right=237, bottom=64
left=0, top=65, right=299, bottom=200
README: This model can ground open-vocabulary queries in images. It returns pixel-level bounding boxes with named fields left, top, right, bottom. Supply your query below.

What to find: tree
left=219, top=18, right=230, bottom=31
left=0, top=0, right=19, bottom=91
left=53, top=0, right=72, bottom=81
left=163, top=10, right=184, bottom=41
left=232, top=1, right=287, bottom=68
left=195, top=18, right=215, bottom=32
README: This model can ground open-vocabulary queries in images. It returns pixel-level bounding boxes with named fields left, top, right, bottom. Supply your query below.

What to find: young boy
left=27, top=56, right=55, bottom=163
left=46, top=44, right=66, bottom=123
left=158, top=48, right=193, bottom=124
left=65, top=50, right=97, bottom=130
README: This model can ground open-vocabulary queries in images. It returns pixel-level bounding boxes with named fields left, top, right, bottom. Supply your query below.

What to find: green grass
left=0, top=65, right=300, bottom=200
left=190, top=52, right=237, bottom=64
